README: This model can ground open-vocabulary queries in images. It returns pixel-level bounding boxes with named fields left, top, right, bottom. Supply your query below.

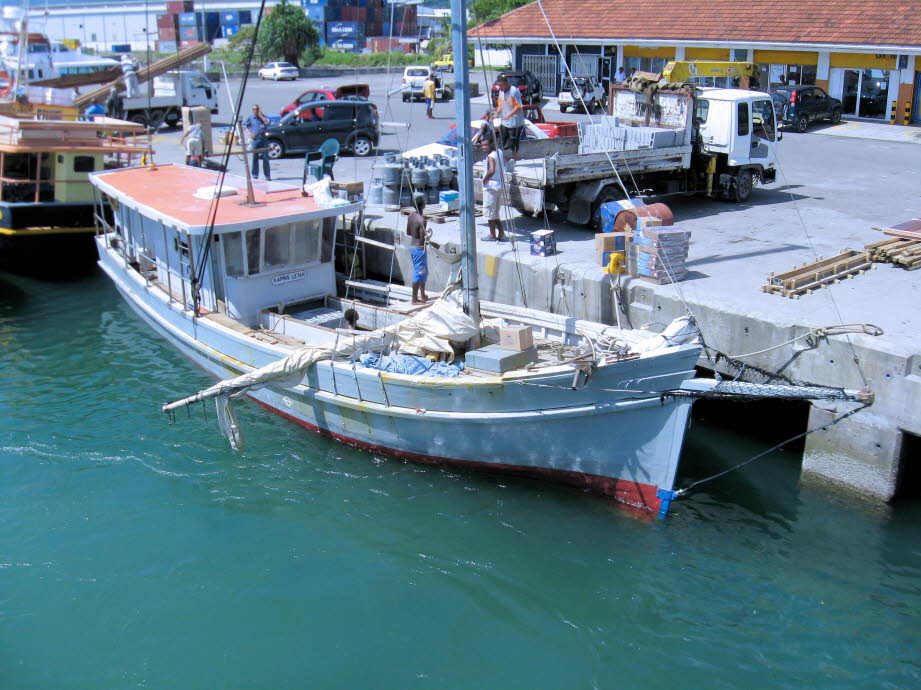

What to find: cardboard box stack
left=627, top=224, right=691, bottom=284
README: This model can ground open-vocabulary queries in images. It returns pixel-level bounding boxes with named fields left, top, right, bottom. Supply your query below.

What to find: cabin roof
left=90, top=164, right=361, bottom=234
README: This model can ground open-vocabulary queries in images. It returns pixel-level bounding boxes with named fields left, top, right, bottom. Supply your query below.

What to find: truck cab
left=154, top=70, right=218, bottom=112
left=694, top=88, right=779, bottom=201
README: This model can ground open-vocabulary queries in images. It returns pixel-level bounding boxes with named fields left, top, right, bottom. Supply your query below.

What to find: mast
left=449, top=0, right=479, bottom=325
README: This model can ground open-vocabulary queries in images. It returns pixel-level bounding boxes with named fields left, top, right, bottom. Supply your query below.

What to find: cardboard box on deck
left=499, top=325, right=534, bottom=351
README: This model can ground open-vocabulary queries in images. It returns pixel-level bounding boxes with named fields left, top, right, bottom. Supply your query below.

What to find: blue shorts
left=411, top=248, right=428, bottom=283
left=425, top=98, right=434, bottom=108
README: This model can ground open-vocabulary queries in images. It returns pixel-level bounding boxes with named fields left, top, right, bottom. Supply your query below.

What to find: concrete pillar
left=616, top=45, right=625, bottom=73
left=674, top=46, right=685, bottom=61
left=802, top=402, right=901, bottom=500
left=815, top=51, right=831, bottom=90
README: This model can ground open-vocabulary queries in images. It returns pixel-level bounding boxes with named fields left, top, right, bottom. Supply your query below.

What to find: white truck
left=122, top=70, right=218, bottom=128
left=492, top=86, right=780, bottom=228
left=401, top=65, right=453, bottom=102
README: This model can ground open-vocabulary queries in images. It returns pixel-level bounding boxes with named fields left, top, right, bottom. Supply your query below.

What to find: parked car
left=257, top=62, right=300, bottom=81
left=280, top=84, right=371, bottom=118
left=772, top=85, right=842, bottom=132
left=401, top=118, right=548, bottom=159
left=558, top=76, right=606, bottom=113
left=402, top=65, right=452, bottom=102
left=490, top=70, right=543, bottom=106
left=520, top=104, right=578, bottom=138
left=264, top=100, right=379, bottom=159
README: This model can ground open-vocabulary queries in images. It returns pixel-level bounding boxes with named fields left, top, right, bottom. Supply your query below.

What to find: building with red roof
left=469, top=0, right=921, bottom=123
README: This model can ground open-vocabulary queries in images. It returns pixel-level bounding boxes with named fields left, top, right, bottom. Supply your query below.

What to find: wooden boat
left=0, top=105, right=146, bottom=275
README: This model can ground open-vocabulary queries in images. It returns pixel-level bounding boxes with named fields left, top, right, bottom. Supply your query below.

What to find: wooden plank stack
left=400, top=204, right=481, bottom=224
left=869, top=219, right=921, bottom=271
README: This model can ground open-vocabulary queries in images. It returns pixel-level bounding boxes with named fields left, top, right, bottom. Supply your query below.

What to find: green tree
left=260, top=0, right=320, bottom=67
left=469, top=0, right=531, bottom=25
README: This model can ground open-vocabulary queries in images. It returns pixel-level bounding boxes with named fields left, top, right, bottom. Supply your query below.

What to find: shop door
left=842, top=69, right=891, bottom=119
left=914, top=72, right=921, bottom=123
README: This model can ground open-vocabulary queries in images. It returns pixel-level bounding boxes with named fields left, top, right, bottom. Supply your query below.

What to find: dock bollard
left=904, top=102, right=912, bottom=126
left=890, top=101, right=897, bottom=125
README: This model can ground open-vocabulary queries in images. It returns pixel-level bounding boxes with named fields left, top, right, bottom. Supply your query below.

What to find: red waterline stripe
left=252, top=397, right=663, bottom=514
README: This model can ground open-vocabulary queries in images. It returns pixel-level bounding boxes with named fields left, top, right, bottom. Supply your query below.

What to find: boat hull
left=98, top=240, right=700, bottom=515
left=0, top=201, right=98, bottom=277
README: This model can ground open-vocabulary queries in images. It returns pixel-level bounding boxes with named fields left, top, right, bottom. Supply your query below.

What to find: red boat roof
left=91, top=164, right=359, bottom=234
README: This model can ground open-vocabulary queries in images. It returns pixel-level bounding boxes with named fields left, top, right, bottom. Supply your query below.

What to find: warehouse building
left=470, top=0, right=921, bottom=124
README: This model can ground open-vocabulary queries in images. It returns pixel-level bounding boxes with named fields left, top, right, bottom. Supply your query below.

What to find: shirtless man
left=406, top=194, right=441, bottom=304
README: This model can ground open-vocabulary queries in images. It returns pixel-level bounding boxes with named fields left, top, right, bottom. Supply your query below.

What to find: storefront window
left=761, top=64, right=817, bottom=90
left=842, top=69, right=890, bottom=118
left=624, top=57, right=668, bottom=75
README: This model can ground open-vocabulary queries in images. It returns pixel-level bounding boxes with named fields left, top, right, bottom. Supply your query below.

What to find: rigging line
left=673, top=403, right=870, bottom=499
left=773, top=146, right=870, bottom=390
left=192, top=0, right=268, bottom=289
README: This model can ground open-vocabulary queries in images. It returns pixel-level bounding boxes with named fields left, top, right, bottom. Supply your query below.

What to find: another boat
left=0, top=106, right=146, bottom=275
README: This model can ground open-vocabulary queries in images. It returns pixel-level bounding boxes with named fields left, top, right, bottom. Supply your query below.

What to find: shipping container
left=166, top=1, right=194, bottom=13
left=179, top=39, right=201, bottom=48
left=204, top=11, right=219, bottom=25
left=178, top=12, right=199, bottom=26
left=238, top=10, right=252, bottom=24
left=201, top=23, right=221, bottom=41
left=327, top=20, right=364, bottom=39
left=329, top=38, right=362, bottom=52
left=158, top=39, right=178, bottom=53
left=180, top=25, right=201, bottom=39
left=221, top=11, right=238, bottom=25
left=222, top=24, right=239, bottom=38
left=304, top=5, right=333, bottom=22
left=157, top=14, right=178, bottom=29
left=111, top=43, right=131, bottom=53
left=159, top=27, right=178, bottom=41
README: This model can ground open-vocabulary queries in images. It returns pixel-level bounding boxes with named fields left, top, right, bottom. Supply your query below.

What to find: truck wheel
left=148, top=109, right=166, bottom=130
left=590, top=186, right=627, bottom=230
left=129, top=113, right=148, bottom=127
left=733, top=170, right=754, bottom=203
left=267, top=139, right=284, bottom=160
left=796, top=114, right=809, bottom=133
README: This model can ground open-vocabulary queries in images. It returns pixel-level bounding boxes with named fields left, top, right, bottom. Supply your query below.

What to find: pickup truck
left=520, top=104, right=578, bottom=138
left=401, top=65, right=454, bottom=102
left=122, top=70, right=218, bottom=128
left=478, top=86, right=780, bottom=228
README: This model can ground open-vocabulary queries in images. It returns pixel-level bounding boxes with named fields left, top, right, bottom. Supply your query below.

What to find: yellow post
left=890, top=101, right=897, bottom=125
left=905, top=102, right=912, bottom=126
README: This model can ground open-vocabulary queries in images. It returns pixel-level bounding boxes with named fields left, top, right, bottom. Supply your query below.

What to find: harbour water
left=1, top=271, right=919, bottom=688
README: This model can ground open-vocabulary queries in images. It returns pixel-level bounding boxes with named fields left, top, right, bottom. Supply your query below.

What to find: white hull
left=98, top=238, right=703, bottom=515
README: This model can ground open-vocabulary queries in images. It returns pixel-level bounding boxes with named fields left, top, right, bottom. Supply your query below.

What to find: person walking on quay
left=181, top=120, right=205, bottom=167
left=479, top=135, right=507, bottom=242
left=495, top=76, right=523, bottom=162
left=423, top=73, right=437, bottom=119
left=406, top=193, right=440, bottom=303
left=245, top=104, right=271, bottom=181
left=105, top=87, right=124, bottom=120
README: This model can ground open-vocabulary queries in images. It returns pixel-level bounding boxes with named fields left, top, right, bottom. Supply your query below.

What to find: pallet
left=400, top=204, right=481, bottom=224
left=762, top=249, right=872, bottom=298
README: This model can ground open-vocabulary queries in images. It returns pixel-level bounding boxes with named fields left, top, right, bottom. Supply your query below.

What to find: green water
left=1, top=272, right=919, bottom=689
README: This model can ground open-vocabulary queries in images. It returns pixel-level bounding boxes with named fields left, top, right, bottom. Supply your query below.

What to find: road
left=151, top=70, right=597, bottom=184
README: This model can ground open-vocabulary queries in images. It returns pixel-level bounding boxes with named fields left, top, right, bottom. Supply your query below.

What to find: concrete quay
left=147, top=75, right=920, bottom=501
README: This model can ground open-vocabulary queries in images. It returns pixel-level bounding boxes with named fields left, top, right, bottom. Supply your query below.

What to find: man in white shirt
left=614, top=65, right=627, bottom=83
left=495, top=76, right=524, bottom=162
left=480, top=136, right=507, bottom=242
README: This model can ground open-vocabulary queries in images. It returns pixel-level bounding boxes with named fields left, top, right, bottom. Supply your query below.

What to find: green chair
left=304, top=138, right=340, bottom=184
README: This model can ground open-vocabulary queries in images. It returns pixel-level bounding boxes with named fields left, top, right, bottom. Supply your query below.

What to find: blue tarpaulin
left=359, top=353, right=464, bottom=378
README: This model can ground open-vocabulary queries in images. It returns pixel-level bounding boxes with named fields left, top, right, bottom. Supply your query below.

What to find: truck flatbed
left=507, top=146, right=693, bottom=188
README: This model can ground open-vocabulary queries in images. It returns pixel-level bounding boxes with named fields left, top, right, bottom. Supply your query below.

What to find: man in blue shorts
left=406, top=194, right=441, bottom=303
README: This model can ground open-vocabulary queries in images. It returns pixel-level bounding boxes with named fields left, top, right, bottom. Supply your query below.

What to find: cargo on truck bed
left=477, top=85, right=779, bottom=228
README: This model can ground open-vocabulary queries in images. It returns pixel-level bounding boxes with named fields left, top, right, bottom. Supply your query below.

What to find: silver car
left=257, top=62, right=300, bottom=81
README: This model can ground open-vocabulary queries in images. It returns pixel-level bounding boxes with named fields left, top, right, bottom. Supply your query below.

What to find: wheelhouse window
left=737, top=102, right=750, bottom=136
left=752, top=99, right=776, bottom=140
left=222, top=221, right=328, bottom=277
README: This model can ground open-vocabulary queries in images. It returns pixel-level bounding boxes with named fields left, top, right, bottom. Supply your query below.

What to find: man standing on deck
left=495, top=76, right=523, bottom=162
left=480, top=135, right=507, bottom=242
left=614, top=65, right=627, bottom=83
left=105, top=87, right=124, bottom=120
left=423, top=73, right=437, bottom=119
left=245, top=104, right=271, bottom=181
left=406, top=194, right=440, bottom=304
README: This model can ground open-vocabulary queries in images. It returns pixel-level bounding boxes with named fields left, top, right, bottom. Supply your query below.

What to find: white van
left=401, top=65, right=453, bottom=102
